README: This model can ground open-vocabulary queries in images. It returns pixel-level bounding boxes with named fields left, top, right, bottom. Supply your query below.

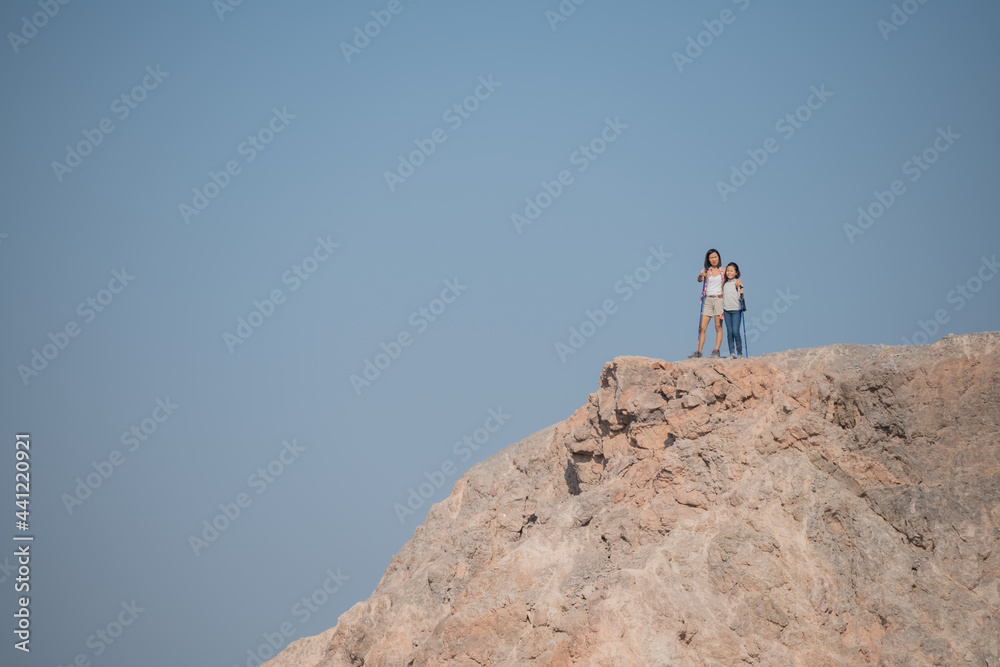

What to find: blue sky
left=1, top=1, right=998, bottom=665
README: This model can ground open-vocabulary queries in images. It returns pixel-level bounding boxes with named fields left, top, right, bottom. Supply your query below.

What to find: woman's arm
left=697, top=269, right=706, bottom=282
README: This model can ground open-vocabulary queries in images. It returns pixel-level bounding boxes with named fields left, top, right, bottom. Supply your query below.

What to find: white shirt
left=706, top=271, right=722, bottom=296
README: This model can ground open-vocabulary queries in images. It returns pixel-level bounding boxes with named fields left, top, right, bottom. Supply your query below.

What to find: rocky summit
left=266, top=332, right=1000, bottom=666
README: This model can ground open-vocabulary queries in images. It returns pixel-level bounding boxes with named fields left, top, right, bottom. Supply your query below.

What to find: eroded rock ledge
left=267, top=333, right=1000, bottom=666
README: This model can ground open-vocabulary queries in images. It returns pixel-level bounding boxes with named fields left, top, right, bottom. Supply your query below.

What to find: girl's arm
left=697, top=269, right=706, bottom=282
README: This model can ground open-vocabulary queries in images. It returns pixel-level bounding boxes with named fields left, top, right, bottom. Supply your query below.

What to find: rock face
left=266, top=333, right=1000, bottom=666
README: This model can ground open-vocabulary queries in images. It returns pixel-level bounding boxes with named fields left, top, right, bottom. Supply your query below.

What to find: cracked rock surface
left=266, top=332, right=1000, bottom=666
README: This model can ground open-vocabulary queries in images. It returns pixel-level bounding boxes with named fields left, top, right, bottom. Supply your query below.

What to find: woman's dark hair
left=704, top=249, right=721, bottom=271
left=724, top=262, right=740, bottom=281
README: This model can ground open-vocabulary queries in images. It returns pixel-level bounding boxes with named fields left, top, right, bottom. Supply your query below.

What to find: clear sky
left=1, top=1, right=998, bottom=665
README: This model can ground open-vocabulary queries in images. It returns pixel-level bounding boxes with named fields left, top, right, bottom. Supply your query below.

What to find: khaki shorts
left=702, top=296, right=724, bottom=317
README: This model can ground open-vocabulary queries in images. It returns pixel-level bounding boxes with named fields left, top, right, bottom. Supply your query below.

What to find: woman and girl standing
left=688, top=248, right=746, bottom=359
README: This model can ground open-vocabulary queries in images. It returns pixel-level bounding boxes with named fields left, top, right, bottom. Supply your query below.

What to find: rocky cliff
left=266, top=333, right=1000, bottom=666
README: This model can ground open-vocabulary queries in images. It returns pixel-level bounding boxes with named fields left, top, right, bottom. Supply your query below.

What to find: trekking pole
left=740, top=294, right=749, bottom=358
left=697, top=272, right=707, bottom=336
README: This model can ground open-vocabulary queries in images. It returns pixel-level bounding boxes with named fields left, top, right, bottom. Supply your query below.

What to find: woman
left=688, top=248, right=724, bottom=358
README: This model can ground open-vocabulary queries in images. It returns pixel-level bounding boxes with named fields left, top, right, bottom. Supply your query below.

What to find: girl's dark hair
left=724, top=262, right=740, bottom=281
left=704, top=248, right=721, bottom=270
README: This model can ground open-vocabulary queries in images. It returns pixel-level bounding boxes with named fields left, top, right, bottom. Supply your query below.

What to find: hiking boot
left=729, top=354, right=736, bottom=360
left=687, top=351, right=702, bottom=359
left=709, top=350, right=721, bottom=358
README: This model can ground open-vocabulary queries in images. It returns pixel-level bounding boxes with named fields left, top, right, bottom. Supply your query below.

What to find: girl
left=688, top=248, right=724, bottom=358
left=722, top=262, right=745, bottom=359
